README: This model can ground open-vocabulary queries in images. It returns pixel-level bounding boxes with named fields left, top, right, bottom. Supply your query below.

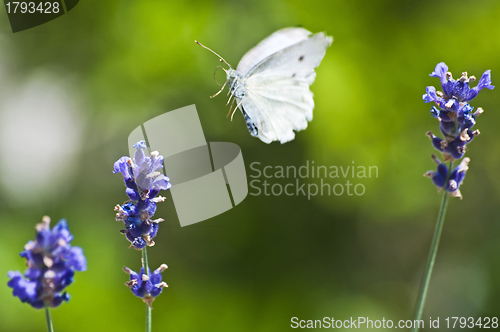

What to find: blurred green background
left=1, top=0, right=499, bottom=331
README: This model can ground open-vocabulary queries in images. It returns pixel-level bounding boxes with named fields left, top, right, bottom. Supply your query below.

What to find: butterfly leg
left=226, top=98, right=236, bottom=118
left=231, top=99, right=245, bottom=121
left=210, top=80, right=227, bottom=98
left=226, top=93, right=234, bottom=106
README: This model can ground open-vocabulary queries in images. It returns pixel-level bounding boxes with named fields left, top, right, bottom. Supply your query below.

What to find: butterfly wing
left=236, top=27, right=312, bottom=77
left=238, top=32, right=332, bottom=143
left=238, top=78, right=313, bottom=143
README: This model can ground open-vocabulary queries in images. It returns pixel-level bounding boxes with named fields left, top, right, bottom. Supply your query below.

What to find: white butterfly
left=196, top=27, right=332, bottom=144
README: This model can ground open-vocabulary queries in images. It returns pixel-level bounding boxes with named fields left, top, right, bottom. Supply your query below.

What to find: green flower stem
left=45, top=306, right=54, bottom=332
left=142, top=246, right=151, bottom=332
left=412, top=161, right=453, bottom=332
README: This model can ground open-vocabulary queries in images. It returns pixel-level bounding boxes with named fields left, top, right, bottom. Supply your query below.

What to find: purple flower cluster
left=423, top=62, right=494, bottom=198
left=123, top=264, right=168, bottom=307
left=7, top=216, right=86, bottom=309
left=113, top=140, right=172, bottom=249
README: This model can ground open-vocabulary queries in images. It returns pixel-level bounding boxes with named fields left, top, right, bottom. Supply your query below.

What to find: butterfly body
left=227, top=69, right=246, bottom=99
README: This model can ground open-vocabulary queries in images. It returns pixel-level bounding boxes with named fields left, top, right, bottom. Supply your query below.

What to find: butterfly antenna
left=213, top=66, right=228, bottom=86
left=195, top=40, right=231, bottom=68
left=209, top=65, right=228, bottom=98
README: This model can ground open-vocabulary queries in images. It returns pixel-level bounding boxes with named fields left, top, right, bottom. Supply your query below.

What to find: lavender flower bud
left=123, top=264, right=168, bottom=308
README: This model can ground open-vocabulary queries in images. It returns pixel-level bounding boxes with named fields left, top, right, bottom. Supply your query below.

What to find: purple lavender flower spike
left=124, top=264, right=168, bottom=308
left=7, top=216, right=86, bottom=309
left=114, top=140, right=171, bottom=249
left=423, top=63, right=492, bottom=198
left=426, top=62, right=494, bottom=102
left=424, top=63, right=492, bottom=162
